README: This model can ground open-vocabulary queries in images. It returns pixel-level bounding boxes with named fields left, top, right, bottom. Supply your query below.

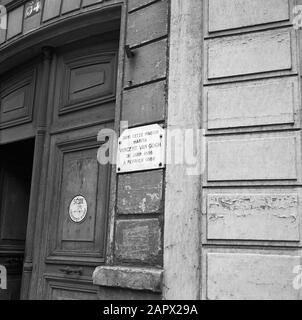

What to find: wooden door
left=38, top=37, right=118, bottom=300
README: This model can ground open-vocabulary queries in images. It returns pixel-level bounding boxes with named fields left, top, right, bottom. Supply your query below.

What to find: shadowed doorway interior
left=0, top=138, right=35, bottom=300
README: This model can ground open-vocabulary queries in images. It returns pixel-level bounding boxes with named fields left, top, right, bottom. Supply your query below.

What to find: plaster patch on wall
left=117, top=171, right=163, bottom=215
left=207, top=194, right=300, bottom=241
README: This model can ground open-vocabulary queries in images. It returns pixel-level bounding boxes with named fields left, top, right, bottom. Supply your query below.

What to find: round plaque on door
left=69, top=196, right=87, bottom=223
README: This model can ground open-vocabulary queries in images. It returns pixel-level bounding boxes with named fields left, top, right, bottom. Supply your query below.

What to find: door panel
left=45, top=277, right=98, bottom=300
left=52, top=39, right=118, bottom=133
left=65, top=54, right=116, bottom=107
left=0, top=68, right=36, bottom=129
left=46, top=133, right=110, bottom=264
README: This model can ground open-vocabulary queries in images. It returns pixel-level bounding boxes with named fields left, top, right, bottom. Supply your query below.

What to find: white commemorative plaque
left=117, top=124, right=166, bottom=173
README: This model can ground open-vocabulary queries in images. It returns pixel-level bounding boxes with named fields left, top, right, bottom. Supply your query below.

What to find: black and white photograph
left=0, top=0, right=301, bottom=309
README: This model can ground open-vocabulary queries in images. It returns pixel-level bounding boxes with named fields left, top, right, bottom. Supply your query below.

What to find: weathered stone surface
left=7, top=6, right=24, bottom=40
left=208, top=136, right=297, bottom=181
left=127, top=0, right=168, bottom=47
left=115, top=219, right=162, bottom=264
left=207, top=194, right=300, bottom=241
left=164, top=0, right=202, bottom=301
left=117, top=170, right=163, bottom=215
left=207, top=30, right=292, bottom=79
left=122, top=81, right=166, bottom=126
left=208, top=0, right=290, bottom=32
left=207, top=78, right=296, bottom=129
left=124, top=39, right=167, bottom=87
left=93, top=266, right=163, bottom=292
left=207, top=253, right=301, bottom=300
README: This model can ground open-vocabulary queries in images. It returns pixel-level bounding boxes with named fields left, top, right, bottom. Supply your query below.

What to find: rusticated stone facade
left=0, top=0, right=301, bottom=300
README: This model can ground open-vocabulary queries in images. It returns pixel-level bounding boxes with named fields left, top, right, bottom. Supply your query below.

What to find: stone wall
left=202, top=0, right=302, bottom=300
